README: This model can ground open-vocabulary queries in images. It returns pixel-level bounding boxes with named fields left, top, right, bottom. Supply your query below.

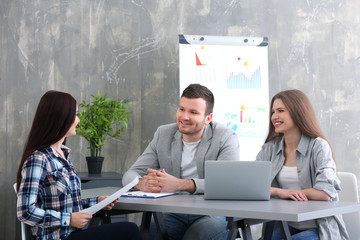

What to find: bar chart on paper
left=225, top=106, right=267, bottom=139
left=179, top=35, right=269, bottom=161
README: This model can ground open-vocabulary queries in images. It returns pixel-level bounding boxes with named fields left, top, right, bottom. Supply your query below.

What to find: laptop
left=204, top=161, right=271, bottom=200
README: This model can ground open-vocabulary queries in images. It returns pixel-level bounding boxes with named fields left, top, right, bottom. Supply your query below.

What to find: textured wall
left=1, top=0, right=360, bottom=239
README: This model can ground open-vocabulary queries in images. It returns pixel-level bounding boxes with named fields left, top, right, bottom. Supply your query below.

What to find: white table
left=82, top=187, right=360, bottom=239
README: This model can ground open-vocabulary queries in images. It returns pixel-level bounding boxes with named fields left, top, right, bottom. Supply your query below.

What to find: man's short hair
left=181, top=84, right=214, bottom=115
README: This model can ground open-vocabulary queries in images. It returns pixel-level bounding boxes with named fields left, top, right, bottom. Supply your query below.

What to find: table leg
left=140, top=212, right=153, bottom=240
left=239, top=220, right=253, bottom=240
left=262, top=221, right=275, bottom=240
left=153, top=212, right=169, bottom=240
left=279, top=221, right=292, bottom=240
left=226, top=217, right=239, bottom=240
left=225, top=217, right=253, bottom=240
left=91, top=210, right=111, bottom=225
left=140, top=212, right=169, bottom=240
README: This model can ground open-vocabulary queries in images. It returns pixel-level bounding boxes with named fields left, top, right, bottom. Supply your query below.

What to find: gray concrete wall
left=1, top=0, right=360, bottom=239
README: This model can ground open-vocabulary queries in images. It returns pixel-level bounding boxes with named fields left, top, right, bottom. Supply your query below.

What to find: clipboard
left=121, top=191, right=177, bottom=199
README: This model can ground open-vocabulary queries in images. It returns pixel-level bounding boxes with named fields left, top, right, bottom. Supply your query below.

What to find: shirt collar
left=274, top=134, right=310, bottom=156
left=47, top=145, right=71, bottom=158
left=296, top=134, right=311, bottom=156
left=275, top=137, right=284, bottom=155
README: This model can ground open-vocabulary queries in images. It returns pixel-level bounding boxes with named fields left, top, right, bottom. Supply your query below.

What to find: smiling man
left=122, top=83, right=240, bottom=240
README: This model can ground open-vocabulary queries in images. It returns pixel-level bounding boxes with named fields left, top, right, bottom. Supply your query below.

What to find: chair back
left=337, top=172, right=360, bottom=240
left=13, top=183, right=32, bottom=240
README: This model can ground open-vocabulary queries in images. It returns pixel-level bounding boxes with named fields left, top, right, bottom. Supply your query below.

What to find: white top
left=277, top=166, right=300, bottom=190
left=277, top=165, right=317, bottom=230
left=180, top=139, right=200, bottom=179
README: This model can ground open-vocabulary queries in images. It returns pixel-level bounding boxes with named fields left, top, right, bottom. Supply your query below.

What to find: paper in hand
left=81, top=176, right=139, bottom=215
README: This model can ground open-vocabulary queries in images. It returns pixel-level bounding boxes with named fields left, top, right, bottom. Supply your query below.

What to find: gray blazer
left=122, top=121, right=240, bottom=194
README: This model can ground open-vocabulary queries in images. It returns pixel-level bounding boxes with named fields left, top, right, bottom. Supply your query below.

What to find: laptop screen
left=204, top=161, right=271, bottom=200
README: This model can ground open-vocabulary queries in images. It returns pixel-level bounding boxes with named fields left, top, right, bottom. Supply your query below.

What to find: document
left=81, top=177, right=139, bottom=215
left=121, top=191, right=177, bottom=199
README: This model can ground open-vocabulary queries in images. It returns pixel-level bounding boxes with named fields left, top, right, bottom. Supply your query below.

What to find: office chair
left=337, top=172, right=360, bottom=240
left=13, top=183, right=32, bottom=240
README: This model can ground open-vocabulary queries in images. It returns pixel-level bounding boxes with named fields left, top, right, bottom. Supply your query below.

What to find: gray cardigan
left=122, top=121, right=240, bottom=194
left=256, top=134, right=349, bottom=240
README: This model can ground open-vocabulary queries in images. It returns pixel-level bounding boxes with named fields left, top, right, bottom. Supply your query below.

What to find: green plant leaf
left=76, top=91, right=132, bottom=157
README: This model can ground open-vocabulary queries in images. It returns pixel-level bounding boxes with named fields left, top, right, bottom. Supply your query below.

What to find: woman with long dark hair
left=257, top=89, right=348, bottom=239
left=16, top=90, right=141, bottom=240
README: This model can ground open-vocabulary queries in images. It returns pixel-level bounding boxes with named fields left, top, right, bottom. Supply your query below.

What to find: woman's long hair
left=16, top=90, right=77, bottom=191
left=265, top=89, right=334, bottom=158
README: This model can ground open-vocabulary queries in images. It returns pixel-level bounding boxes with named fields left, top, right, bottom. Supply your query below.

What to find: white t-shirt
left=277, top=165, right=317, bottom=230
left=277, top=166, right=300, bottom=190
left=180, top=139, right=200, bottom=179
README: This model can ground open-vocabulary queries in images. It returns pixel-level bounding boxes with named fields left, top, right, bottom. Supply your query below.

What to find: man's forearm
left=179, top=179, right=196, bottom=193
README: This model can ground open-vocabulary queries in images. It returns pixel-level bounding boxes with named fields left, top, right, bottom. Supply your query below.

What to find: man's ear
left=204, top=113, right=213, bottom=125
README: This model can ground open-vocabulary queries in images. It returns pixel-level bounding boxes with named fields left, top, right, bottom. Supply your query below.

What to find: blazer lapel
left=195, top=124, right=212, bottom=178
left=171, top=130, right=183, bottom=178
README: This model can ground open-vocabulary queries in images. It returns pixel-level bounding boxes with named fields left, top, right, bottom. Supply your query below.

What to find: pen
left=127, top=193, right=148, bottom=197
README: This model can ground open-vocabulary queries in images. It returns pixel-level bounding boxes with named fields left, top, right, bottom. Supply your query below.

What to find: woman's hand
left=271, top=188, right=308, bottom=201
left=98, top=196, right=119, bottom=210
left=70, top=212, right=92, bottom=228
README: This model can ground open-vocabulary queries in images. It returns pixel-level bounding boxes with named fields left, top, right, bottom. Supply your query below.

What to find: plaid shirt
left=17, top=146, right=98, bottom=240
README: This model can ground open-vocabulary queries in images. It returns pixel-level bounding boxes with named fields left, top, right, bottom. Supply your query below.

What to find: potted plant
left=76, top=90, right=132, bottom=174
